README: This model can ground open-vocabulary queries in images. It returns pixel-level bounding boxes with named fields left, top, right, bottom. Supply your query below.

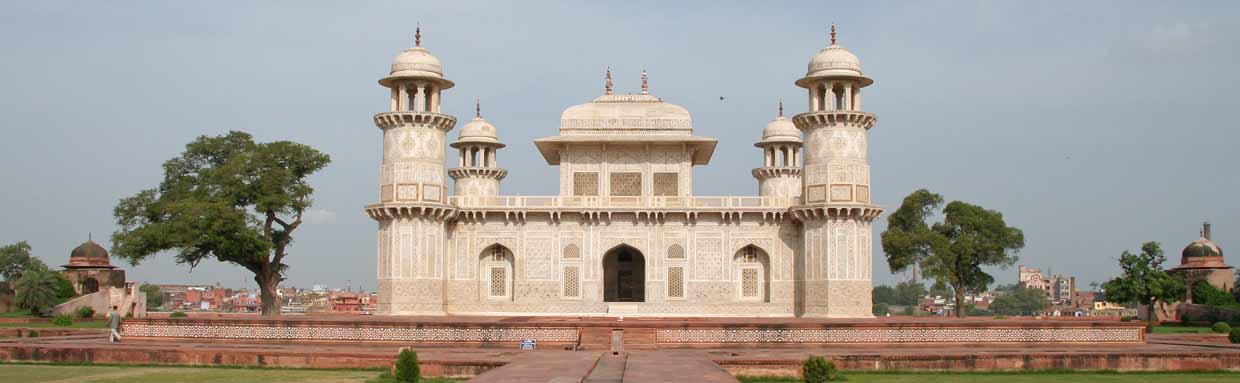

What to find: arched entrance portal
left=603, top=245, right=645, bottom=302
left=83, top=278, right=100, bottom=294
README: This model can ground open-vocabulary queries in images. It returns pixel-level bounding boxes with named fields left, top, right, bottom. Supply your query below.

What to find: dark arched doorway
left=84, top=278, right=100, bottom=294
left=603, top=245, right=645, bottom=302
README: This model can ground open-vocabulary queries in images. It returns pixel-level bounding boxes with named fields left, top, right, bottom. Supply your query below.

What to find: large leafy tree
left=15, top=268, right=60, bottom=316
left=1101, top=242, right=1185, bottom=329
left=0, top=241, right=48, bottom=283
left=111, top=131, right=330, bottom=316
left=139, top=283, right=164, bottom=310
left=990, top=286, right=1050, bottom=316
left=881, top=189, right=1026, bottom=317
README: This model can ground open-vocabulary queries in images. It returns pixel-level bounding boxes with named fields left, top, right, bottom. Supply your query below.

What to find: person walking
left=108, top=305, right=122, bottom=343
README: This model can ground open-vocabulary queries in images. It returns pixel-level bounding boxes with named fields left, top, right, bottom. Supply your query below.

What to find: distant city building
left=1018, top=266, right=1076, bottom=306
left=312, top=284, right=328, bottom=292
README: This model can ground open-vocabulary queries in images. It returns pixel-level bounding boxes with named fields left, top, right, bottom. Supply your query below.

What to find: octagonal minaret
left=365, top=28, right=456, bottom=315
left=790, top=25, right=882, bottom=318
left=449, top=99, right=508, bottom=197
left=753, top=100, right=803, bottom=199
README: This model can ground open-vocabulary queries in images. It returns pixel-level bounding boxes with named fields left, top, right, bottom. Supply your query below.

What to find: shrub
left=76, top=306, right=95, bottom=319
left=169, top=311, right=188, bottom=318
left=1230, top=328, right=1240, bottom=344
left=395, top=348, right=420, bottom=382
left=802, top=356, right=842, bottom=382
left=1120, top=316, right=1135, bottom=322
left=1213, top=322, right=1232, bottom=334
left=994, top=315, right=1007, bottom=320
left=27, top=330, right=39, bottom=338
left=51, top=314, right=73, bottom=327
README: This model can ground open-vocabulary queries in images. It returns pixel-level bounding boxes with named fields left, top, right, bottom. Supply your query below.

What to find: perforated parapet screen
left=668, top=266, right=685, bottom=298
left=563, top=266, right=580, bottom=297
left=573, top=172, right=599, bottom=196
left=489, top=267, right=507, bottom=297
left=741, top=268, right=759, bottom=298
left=610, top=172, right=642, bottom=196
left=562, top=244, right=580, bottom=259
left=667, top=244, right=685, bottom=260
left=653, top=172, right=678, bottom=196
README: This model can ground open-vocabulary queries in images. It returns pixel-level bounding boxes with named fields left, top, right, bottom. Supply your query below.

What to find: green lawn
left=738, top=371, right=1240, bottom=383
left=0, top=321, right=108, bottom=329
left=0, top=364, right=460, bottom=383
left=1151, top=324, right=1214, bottom=334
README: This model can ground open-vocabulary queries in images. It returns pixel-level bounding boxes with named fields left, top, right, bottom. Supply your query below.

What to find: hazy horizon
left=1, top=1, right=1236, bottom=292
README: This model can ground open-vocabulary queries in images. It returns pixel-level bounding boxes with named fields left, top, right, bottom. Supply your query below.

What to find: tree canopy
left=15, top=268, right=60, bottom=316
left=990, top=286, right=1050, bottom=316
left=1101, top=242, right=1184, bottom=329
left=111, top=131, right=330, bottom=316
left=0, top=241, right=48, bottom=282
left=881, top=189, right=1025, bottom=317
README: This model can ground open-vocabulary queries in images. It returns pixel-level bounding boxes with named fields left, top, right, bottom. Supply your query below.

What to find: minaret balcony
left=373, top=111, right=457, bottom=131
left=751, top=167, right=803, bottom=179
left=448, top=167, right=508, bottom=180
left=792, top=110, right=876, bottom=130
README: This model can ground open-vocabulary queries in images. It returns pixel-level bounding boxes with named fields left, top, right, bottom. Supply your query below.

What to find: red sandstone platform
left=118, top=314, right=1148, bottom=350
left=1, top=330, right=1238, bottom=381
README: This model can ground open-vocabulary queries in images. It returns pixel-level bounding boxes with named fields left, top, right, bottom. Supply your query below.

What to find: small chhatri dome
left=380, top=26, right=455, bottom=89
left=798, top=24, right=873, bottom=87
left=1179, top=222, right=1227, bottom=268
left=452, top=99, right=504, bottom=148
left=65, top=239, right=115, bottom=269
left=760, top=100, right=801, bottom=143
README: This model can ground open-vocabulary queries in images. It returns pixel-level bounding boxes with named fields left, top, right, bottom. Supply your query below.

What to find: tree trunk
left=954, top=286, right=966, bottom=318
left=1146, top=297, right=1155, bottom=332
left=256, top=273, right=281, bottom=317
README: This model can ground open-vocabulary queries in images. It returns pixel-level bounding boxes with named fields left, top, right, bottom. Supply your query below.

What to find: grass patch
left=0, top=321, right=108, bottom=329
left=0, top=362, right=463, bottom=382
left=737, top=371, right=1240, bottom=383
left=364, top=371, right=461, bottom=382
left=0, top=309, right=36, bottom=318
left=1151, top=324, right=1213, bottom=334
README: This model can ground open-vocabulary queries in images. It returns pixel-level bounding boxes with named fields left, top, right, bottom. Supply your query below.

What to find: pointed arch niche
left=479, top=244, right=514, bottom=301
left=734, top=245, right=770, bottom=302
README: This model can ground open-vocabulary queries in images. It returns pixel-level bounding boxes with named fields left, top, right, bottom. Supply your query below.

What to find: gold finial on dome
left=778, top=98, right=784, bottom=117
left=475, top=97, right=481, bottom=118
left=830, top=23, right=837, bottom=45
left=415, top=24, right=422, bottom=47
left=605, top=66, right=613, bottom=95
left=641, top=67, right=649, bottom=95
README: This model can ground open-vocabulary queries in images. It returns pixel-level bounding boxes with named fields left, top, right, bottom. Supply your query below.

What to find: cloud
left=1147, top=22, right=1208, bottom=53
left=302, top=208, right=337, bottom=225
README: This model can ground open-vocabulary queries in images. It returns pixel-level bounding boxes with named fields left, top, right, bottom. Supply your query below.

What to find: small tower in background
left=752, top=99, right=803, bottom=198
left=450, top=99, right=508, bottom=197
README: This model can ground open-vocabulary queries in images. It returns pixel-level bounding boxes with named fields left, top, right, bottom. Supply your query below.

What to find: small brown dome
left=65, top=240, right=115, bottom=269
left=1176, top=222, right=1228, bottom=269
left=1182, top=238, right=1223, bottom=259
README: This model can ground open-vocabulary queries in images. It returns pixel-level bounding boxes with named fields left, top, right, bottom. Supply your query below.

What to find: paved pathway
left=469, top=351, right=601, bottom=383
left=468, top=351, right=738, bottom=383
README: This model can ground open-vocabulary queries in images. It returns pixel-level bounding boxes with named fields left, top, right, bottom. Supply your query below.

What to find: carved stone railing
left=449, top=195, right=800, bottom=211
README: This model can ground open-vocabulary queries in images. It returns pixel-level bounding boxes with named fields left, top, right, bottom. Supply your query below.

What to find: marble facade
left=365, top=27, right=881, bottom=317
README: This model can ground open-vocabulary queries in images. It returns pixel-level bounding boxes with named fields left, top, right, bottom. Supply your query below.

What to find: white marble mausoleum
left=365, top=27, right=882, bottom=317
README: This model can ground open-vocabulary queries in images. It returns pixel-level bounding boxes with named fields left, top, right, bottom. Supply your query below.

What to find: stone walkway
left=469, top=351, right=738, bottom=383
